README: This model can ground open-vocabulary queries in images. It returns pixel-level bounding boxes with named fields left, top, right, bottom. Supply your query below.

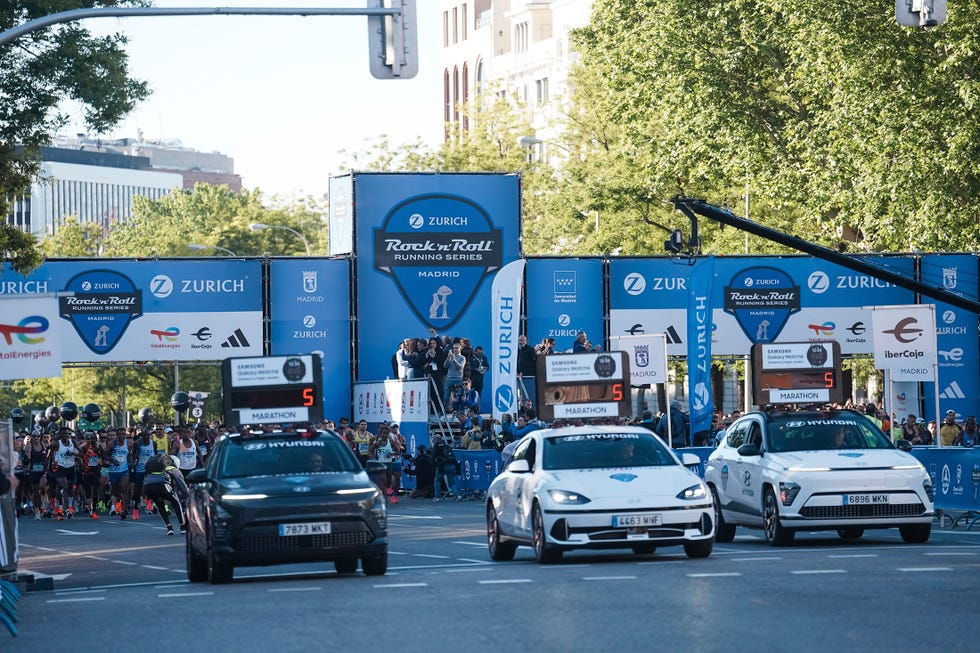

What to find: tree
left=39, top=215, right=104, bottom=257
left=571, top=0, right=980, bottom=254
left=1, top=1, right=149, bottom=271
left=104, top=184, right=328, bottom=257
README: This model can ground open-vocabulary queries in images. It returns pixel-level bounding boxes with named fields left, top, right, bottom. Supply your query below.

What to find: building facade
left=440, top=0, right=594, bottom=154
left=7, top=134, right=241, bottom=237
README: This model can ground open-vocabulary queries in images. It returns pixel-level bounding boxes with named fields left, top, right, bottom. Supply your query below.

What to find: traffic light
left=896, top=0, right=946, bottom=27
left=367, top=0, right=418, bottom=79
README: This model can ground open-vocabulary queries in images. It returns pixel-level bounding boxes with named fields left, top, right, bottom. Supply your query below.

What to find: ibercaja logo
left=723, top=266, right=800, bottom=343
left=373, top=193, right=503, bottom=331
left=59, top=270, right=143, bottom=354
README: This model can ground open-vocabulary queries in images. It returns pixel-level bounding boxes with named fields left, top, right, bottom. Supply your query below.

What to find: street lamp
left=249, top=223, right=311, bottom=256
left=189, top=243, right=238, bottom=257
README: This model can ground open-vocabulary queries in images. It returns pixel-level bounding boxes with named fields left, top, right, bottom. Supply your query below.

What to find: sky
left=64, top=1, right=444, bottom=199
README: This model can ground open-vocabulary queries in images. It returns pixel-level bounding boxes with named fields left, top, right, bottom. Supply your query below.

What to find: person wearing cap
left=939, top=411, right=962, bottom=446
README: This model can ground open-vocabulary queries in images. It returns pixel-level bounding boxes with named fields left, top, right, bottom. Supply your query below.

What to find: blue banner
left=919, top=254, right=979, bottom=420
left=351, top=173, right=521, bottom=382
left=687, top=257, right=715, bottom=439
left=912, top=447, right=980, bottom=513
left=0, top=259, right=263, bottom=362
left=525, top=258, right=605, bottom=352
left=268, top=259, right=352, bottom=423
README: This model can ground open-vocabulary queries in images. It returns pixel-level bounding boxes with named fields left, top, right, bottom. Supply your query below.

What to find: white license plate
left=612, top=514, right=662, bottom=527
left=278, top=521, right=332, bottom=536
left=843, top=494, right=889, bottom=506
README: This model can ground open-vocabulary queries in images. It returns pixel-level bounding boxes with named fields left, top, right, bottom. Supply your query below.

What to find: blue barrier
left=455, top=449, right=503, bottom=493
left=910, top=447, right=980, bottom=513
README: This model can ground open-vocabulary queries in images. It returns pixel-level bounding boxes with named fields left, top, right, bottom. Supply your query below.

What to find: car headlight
left=214, top=502, right=233, bottom=520
left=779, top=482, right=802, bottom=506
left=922, top=478, right=934, bottom=502
left=547, top=489, right=591, bottom=504
left=676, top=483, right=707, bottom=501
left=221, top=493, right=268, bottom=501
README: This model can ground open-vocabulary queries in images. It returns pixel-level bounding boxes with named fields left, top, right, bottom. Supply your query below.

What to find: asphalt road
left=6, top=499, right=980, bottom=652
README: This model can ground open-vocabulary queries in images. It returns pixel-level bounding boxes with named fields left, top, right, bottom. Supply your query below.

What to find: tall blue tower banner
left=525, top=258, right=604, bottom=352
left=687, top=257, right=715, bottom=439
left=268, top=259, right=353, bottom=422
left=919, top=254, right=979, bottom=420
left=349, top=173, right=522, bottom=382
left=0, top=259, right=263, bottom=362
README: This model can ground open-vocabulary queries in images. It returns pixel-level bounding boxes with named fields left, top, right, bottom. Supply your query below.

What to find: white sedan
left=486, top=425, right=715, bottom=563
left=704, top=409, right=934, bottom=546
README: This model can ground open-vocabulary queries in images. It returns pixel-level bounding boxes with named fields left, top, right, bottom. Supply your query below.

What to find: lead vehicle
left=486, top=425, right=715, bottom=563
left=185, top=428, right=388, bottom=583
left=704, top=409, right=934, bottom=546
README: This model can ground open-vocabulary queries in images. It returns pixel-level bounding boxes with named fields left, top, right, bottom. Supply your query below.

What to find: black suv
left=185, top=429, right=388, bottom=584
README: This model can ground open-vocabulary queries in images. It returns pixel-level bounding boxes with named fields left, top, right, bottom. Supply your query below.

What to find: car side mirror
left=896, top=439, right=913, bottom=452
left=508, top=459, right=530, bottom=473
left=680, top=453, right=701, bottom=467
left=187, top=468, right=207, bottom=484
left=737, top=443, right=762, bottom=457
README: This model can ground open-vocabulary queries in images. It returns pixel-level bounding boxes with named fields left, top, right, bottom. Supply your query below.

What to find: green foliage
left=0, top=1, right=150, bottom=270
left=39, top=216, right=103, bottom=257
left=572, top=0, right=980, bottom=254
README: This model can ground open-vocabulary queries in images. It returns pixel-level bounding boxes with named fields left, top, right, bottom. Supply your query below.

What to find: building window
left=536, top=78, right=549, bottom=104
left=475, top=58, right=484, bottom=94
left=452, top=7, right=458, bottom=44
left=453, top=66, right=460, bottom=125
left=443, top=11, right=448, bottom=47
left=462, top=62, right=469, bottom=131
left=461, top=4, right=467, bottom=41
left=514, top=22, right=528, bottom=53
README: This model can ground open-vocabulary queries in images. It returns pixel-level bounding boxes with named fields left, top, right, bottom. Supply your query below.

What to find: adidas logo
left=665, top=325, right=682, bottom=344
left=939, top=381, right=966, bottom=399
left=221, top=328, right=251, bottom=348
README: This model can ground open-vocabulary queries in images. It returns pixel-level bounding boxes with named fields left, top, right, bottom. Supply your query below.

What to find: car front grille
left=234, top=530, right=373, bottom=553
left=800, top=503, right=926, bottom=519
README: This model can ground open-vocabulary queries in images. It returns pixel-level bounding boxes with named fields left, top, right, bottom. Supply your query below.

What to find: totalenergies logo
left=807, top=321, right=835, bottom=336
left=0, top=315, right=49, bottom=345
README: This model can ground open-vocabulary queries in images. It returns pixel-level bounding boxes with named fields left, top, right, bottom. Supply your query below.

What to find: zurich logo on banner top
left=723, top=266, right=800, bottom=343
left=373, top=193, right=503, bottom=331
left=59, top=269, right=143, bottom=354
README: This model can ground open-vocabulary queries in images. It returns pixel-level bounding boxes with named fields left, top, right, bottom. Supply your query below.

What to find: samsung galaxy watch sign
left=373, top=194, right=503, bottom=331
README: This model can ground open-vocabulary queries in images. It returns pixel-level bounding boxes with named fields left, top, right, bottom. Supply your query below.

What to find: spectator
left=396, top=338, right=415, bottom=380
left=953, top=417, right=976, bottom=447
left=443, top=342, right=466, bottom=408
left=461, top=418, right=483, bottom=450
left=408, top=445, right=434, bottom=499
left=431, top=434, right=457, bottom=497
left=573, top=331, right=601, bottom=353
left=900, top=415, right=919, bottom=443
left=451, top=379, right=480, bottom=413
left=470, top=345, right=489, bottom=395
left=939, top=411, right=961, bottom=446
left=517, top=334, right=537, bottom=377
left=655, top=400, right=691, bottom=448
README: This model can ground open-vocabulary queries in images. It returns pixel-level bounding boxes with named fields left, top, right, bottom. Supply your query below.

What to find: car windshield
left=766, top=416, right=894, bottom=453
left=219, top=436, right=362, bottom=478
left=542, top=432, right=678, bottom=470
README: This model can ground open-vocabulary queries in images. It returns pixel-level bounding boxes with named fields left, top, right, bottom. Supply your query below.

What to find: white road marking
left=456, top=558, right=493, bottom=564
left=791, top=569, right=847, bottom=575
left=899, top=567, right=953, bottom=572
left=452, top=541, right=487, bottom=547
left=110, top=560, right=137, bottom=566
left=828, top=554, right=878, bottom=559
left=157, top=592, right=214, bottom=598
left=583, top=575, right=637, bottom=581
left=372, top=583, right=428, bottom=588
left=47, top=596, right=106, bottom=603
left=731, top=557, right=783, bottom=562
left=51, top=573, right=73, bottom=581
left=141, top=565, right=170, bottom=570
left=445, top=567, right=494, bottom=573
left=413, top=553, right=451, bottom=559
left=54, top=589, right=105, bottom=596
left=687, top=572, right=743, bottom=578
left=923, top=552, right=976, bottom=556
left=268, top=587, right=323, bottom=592
left=477, top=579, right=532, bottom=585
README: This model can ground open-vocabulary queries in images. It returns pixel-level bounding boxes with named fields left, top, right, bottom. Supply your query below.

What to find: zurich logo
left=150, top=274, right=174, bottom=298
left=942, top=310, right=956, bottom=325
left=494, top=384, right=515, bottom=413
left=692, top=382, right=710, bottom=411
left=557, top=314, right=571, bottom=327
left=807, top=271, right=830, bottom=294
left=303, top=315, right=317, bottom=328
left=610, top=473, right=637, bottom=483
left=624, top=273, right=645, bottom=295
left=409, top=213, right=424, bottom=229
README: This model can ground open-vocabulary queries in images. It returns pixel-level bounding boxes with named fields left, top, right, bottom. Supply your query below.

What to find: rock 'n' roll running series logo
left=723, top=267, right=800, bottom=344
left=59, top=270, right=143, bottom=354
left=373, top=193, right=503, bottom=331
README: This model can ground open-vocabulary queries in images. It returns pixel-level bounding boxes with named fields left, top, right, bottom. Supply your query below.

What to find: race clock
left=536, top=351, right=631, bottom=421
left=222, top=354, right=323, bottom=427
left=751, top=342, right=843, bottom=406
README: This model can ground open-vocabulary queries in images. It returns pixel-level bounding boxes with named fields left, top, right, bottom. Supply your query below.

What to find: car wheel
left=763, top=488, right=795, bottom=547
left=487, top=506, right=517, bottom=561
left=683, top=539, right=713, bottom=559
left=362, top=549, right=388, bottom=576
left=711, top=487, right=736, bottom=543
left=899, top=523, right=931, bottom=544
left=207, top=543, right=232, bottom=584
left=186, top=532, right=207, bottom=582
left=631, top=544, right=656, bottom=556
left=837, top=527, right=864, bottom=541
left=532, top=503, right=562, bottom=564
left=334, top=558, right=358, bottom=574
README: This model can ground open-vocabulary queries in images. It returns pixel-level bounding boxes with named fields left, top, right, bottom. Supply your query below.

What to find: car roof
left=736, top=409, right=867, bottom=423
left=530, top=424, right=658, bottom=438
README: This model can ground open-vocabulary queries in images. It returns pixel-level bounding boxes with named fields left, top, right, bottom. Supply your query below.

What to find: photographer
left=442, top=342, right=466, bottom=408
left=451, top=379, right=480, bottom=413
